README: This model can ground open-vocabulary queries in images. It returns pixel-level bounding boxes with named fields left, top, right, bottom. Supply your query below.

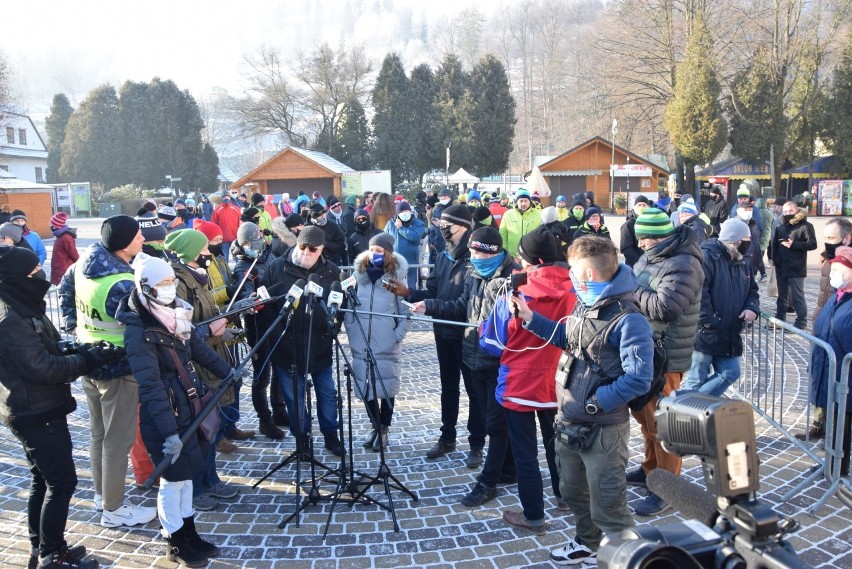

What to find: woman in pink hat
left=49, top=212, right=79, bottom=285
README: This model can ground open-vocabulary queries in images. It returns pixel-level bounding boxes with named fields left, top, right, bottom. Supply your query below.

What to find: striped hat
left=50, top=211, right=68, bottom=229
left=634, top=208, right=674, bottom=238
left=441, top=205, right=472, bottom=229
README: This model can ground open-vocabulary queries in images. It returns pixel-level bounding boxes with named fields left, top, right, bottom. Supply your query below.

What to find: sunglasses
left=298, top=244, right=320, bottom=253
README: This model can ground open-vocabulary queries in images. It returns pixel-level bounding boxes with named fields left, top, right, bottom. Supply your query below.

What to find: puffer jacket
left=633, top=225, right=704, bottom=372
left=384, top=215, right=426, bottom=266
left=50, top=229, right=79, bottom=285
left=408, top=230, right=471, bottom=341
left=58, top=242, right=135, bottom=379
left=768, top=210, right=817, bottom=278
left=348, top=225, right=382, bottom=261
left=703, top=195, right=728, bottom=234
left=809, top=290, right=852, bottom=409
left=118, top=293, right=231, bottom=481
left=620, top=214, right=643, bottom=267
left=425, top=251, right=518, bottom=370
left=500, top=207, right=542, bottom=256
left=695, top=239, right=760, bottom=358
left=343, top=252, right=410, bottom=399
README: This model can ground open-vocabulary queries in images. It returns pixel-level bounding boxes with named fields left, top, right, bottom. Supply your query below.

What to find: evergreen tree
left=45, top=94, right=74, bottom=183
left=663, top=20, right=727, bottom=168
left=197, top=143, right=220, bottom=193
left=371, top=53, right=413, bottom=186
left=727, top=49, right=785, bottom=164
left=434, top=54, right=470, bottom=173
left=826, top=33, right=852, bottom=171
left=409, top=64, right=442, bottom=182
left=468, top=55, right=516, bottom=177
left=335, top=97, right=371, bottom=170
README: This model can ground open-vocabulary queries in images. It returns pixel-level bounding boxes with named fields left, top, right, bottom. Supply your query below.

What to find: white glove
left=163, top=434, right=182, bottom=464
left=222, top=327, right=243, bottom=342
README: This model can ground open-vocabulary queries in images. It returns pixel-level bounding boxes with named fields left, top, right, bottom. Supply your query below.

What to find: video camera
left=598, top=392, right=810, bottom=569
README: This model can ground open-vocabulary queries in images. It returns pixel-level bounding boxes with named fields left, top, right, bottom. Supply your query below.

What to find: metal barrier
left=825, top=353, right=852, bottom=509
left=738, top=312, right=845, bottom=514
left=339, top=263, right=435, bottom=291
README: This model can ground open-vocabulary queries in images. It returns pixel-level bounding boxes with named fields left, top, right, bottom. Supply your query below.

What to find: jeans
left=221, top=378, right=243, bottom=438
left=471, top=368, right=514, bottom=486
left=556, top=421, right=632, bottom=549
left=434, top=336, right=485, bottom=449
left=251, top=344, right=286, bottom=423
left=192, top=426, right=221, bottom=497
left=775, top=275, right=807, bottom=329
left=683, top=351, right=742, bottom=397
left=10, top=416, right=78, bottom=557
left=221, top=241, right=233, bottom=265
left=504, top=409, right=544, bottom=522
left=274, top=365, right=339, bottom=436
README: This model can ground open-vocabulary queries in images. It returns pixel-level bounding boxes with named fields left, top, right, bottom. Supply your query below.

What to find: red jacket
left=494, top=264, right=575, bottom=412
left=50, top=231, right=79, bottom=285
left=489, top=203, right=508, bottom=227
left=211, top=203, right=242, bottom=242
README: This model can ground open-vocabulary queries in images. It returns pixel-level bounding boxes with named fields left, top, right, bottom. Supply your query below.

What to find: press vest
left=73, top=264, right=132, bottom=346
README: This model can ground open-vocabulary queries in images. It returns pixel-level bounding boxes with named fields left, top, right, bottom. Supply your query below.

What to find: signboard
left=818, top=180, right=844, bottom=216
left=71, top=183, right=91, bottom=214
left=610, top=164, right=653, bottom=177
left=342, top=170, right=392, bottom=196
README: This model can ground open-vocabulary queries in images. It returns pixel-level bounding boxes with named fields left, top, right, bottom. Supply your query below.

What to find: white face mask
left=737, top=209, right=753, bottom=221
left=399, top=212, right=412, bottom=222
left=829, top=271, right=848, bottom=290
left=439, top=198, right=451, bottom=206
left=153, top=284, right=177, bottom=305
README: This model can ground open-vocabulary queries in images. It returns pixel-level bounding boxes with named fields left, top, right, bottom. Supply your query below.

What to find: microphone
left=327, top=281, right=344, bottom=321
left=305, top=273, right=324, bottom=300
left=340, top=275, right=360, bottom=306
left=646, top=469, right=719, bottom=527
left=280, top=278, right=306, bottom=314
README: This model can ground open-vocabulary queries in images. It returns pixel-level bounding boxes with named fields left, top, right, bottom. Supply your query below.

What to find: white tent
left=447, top=168, right=480, bottom=185
left=527, top=165, right=551, bottom=197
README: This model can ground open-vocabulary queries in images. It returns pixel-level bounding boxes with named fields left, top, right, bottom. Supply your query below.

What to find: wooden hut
left=229, top=147, right=354, bottom=198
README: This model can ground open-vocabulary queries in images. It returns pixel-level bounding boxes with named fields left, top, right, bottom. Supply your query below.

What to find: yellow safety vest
left=73, top=264, right=132, bottom=346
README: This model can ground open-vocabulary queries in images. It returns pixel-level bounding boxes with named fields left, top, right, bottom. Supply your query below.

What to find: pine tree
left=196, top=143, right=220, bottom=193
left=45, top=94, right=74, bottom=183
left=826, top=33, right=852, bottom=171
left=408, top=64, right=442, bottom=182
left=468, top=55, right=516, bottom=177
left=335, top=97, right=371, bottom=171
left=371, top=53, right=412, bottom=186
left=727, top=49, right=785, bottom=164
left=434, top=54, right=470, bottom=173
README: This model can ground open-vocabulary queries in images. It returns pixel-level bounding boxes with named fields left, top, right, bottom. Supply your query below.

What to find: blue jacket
left=730, top=204, right=763, bottom=237
left=23, top=231, right=46, bottom=265
left=384, top=215, right=425, bottom=266
left=809, top=290, right=852, bottom=409
left=695, top=239, right=760, bottom=357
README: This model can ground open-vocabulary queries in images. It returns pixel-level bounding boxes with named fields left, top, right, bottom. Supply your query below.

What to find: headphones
left=140, top=278, right=154, bottom=297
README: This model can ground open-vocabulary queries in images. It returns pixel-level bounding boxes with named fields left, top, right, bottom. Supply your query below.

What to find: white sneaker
left=93, top=494, right=102, bottom=511
left=100, top=503, right=157, bottom=528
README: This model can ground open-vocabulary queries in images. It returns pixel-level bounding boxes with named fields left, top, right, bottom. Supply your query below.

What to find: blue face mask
left=371, top=251, right=385, bottom=268
left=572, top=269, right=610, bottom=306
left=470, top=251, right=506, bottom=279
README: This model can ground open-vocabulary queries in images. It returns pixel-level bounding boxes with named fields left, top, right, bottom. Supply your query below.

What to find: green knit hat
left=736, top=184, right=751, bottom=197
left=164, top=229, right=208, bottom=263
left=634, top=207, right=674, bottom=238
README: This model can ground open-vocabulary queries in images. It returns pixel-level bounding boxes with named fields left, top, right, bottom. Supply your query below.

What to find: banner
left=610, top=164, right=652, bottom=177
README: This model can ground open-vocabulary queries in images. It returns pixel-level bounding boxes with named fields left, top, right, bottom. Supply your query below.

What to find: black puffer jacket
left=620, top=214, right=643, bottom=267
left=695, top=239, right=760, bottom=358
left=425, top=252, right=519, bottom=370
left=118, top=293, right=231, bottom=481
left=408, top=230, right=472, bottom=341
left=703, top=196, right=728, bottom=233
left=311, top=219, right=346, bottom=266
left=348, top=225, right=382, bottom=261
left=768, top=211, right=817, bottom=278
left=633, top=225, right=704, bottom=372
left=259, top=247, right=341, bottom=373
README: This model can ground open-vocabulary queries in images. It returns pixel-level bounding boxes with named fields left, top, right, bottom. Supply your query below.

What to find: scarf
left=0, top=277, right=51, bottom=318
left=140, top=294, right=194, bottom=340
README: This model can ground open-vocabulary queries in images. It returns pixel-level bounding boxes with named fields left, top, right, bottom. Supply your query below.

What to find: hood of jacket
left=522, top=263, right=573, bottom=299
left=351, top=250, right=408, bottom=286
left=271, top=216, right=297, bottom=247
left=644, top=224, right=703, bottom=266
left=80, top=242, right=133, bottom=279
left=785, top=209, right=808, bottom=226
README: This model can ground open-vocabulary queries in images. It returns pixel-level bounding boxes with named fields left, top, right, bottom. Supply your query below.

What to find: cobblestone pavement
left=1, top=218, right=849, bottom=568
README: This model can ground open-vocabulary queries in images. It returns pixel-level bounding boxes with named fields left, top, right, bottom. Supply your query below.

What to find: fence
left=738, top=312, right=850, bottom=514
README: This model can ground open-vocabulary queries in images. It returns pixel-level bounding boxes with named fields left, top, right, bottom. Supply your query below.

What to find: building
left=0, top=112, right=49, bottom=184
left=229, top=147, right=354, bottom=197
left=0, top=171, right=56, bottom=237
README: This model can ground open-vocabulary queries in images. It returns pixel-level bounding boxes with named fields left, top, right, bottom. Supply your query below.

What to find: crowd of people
left=0, top=182, right=849, bottom=568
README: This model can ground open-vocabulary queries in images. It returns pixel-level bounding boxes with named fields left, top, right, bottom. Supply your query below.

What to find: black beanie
left=251, top=192, right=265, bottom=205
left=0, top=245, right=39, bottom=279
left=241, top=207, right=260, bottom=222
left=285, top=213, right=303, bottom=229
left=441, top=204, right=472, bottom=228
left=101, top=215, right=140, bottom=252
left=468, top=227, right=503, bottom=253
left=517, top=227, right=560, bottom=265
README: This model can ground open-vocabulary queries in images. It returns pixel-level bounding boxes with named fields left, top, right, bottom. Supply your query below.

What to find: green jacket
left=499, top=207, right=542, bottom=257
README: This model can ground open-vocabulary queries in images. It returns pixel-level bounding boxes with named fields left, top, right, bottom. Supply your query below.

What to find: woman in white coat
left=343, top=233, right=410, bottom=451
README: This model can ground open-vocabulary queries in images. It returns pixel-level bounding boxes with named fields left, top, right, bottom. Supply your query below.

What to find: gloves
left=163, top=434, right=183, bottom=464
left=231, top=297, right=259, bottom=312
left=263, top=229, right=272, bottom=236
left=79, top=342, right=125, bottom=374
left=222, top=327, right=243, bottom=342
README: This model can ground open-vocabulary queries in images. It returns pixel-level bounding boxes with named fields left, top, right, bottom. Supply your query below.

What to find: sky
left=4, top=0, right=500, bottom=117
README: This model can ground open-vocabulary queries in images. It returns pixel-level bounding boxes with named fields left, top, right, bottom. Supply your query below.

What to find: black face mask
left=782, top=214, right=795, bottom=224
left=208, top=244, right=223, bottom=257
left=824, top=242, right=848, bottom=259
left=737, top=241, right=751, bottom=256
left=196, top=254, right=213, bottom=268
left=355, top=220, right=370, bottom=232
left=440, top=225, right=455, bottom=242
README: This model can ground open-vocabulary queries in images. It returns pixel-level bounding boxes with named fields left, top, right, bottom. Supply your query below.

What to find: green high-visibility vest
left=74, top=264, right=132, bottom=347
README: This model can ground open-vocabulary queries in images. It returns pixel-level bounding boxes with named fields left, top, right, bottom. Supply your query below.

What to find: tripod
left=343, top=288, right=418, bottom=531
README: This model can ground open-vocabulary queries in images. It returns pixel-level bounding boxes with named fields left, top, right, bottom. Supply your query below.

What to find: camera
left=598, top=392, right=808, bottom=569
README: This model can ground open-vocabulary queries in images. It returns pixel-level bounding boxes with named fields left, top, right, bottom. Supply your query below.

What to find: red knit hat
left=193, top=219, right=223, bottom=241
left=50, top=211, right=68, bottom=229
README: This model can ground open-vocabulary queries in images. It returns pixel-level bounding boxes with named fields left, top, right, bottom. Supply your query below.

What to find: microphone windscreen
left=292, top=278, right=307, bottom=291
left=307, top=273, right=321, bottom=285
left=331, top=281, right=343, bottom=293
left=646, top=469, right=718, bottom=527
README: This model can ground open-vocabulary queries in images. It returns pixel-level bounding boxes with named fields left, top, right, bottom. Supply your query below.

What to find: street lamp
left=445, top=140, right=451, bottom=187
left=610, top=118, right=618, bottom=210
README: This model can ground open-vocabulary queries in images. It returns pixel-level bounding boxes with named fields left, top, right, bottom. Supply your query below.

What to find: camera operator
left=511, top=236, right=654, bottom=564
left=0, top=246, right=118, bottom=569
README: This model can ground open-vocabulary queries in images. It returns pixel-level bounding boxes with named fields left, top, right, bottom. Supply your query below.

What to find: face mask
left=370, top=251, right=385, bottom=268
left=829, top=271, right=848, bottom=290
left=470, top=252, right=505, bottom=278
left=737, top=209, right=753, bottom=221
left=153, top=284, right=177, bottom=305
left=737, top=241, right=751, bottom=256
left=571, top=269, right=609, bottom=306
left=440, top=225, right=455, bottom=242
left=399, top=212, right=412, bottom=222
left=196, top=253, right=213, bottom=268
left=250, top=237, right=265, bottom=252
left=355, top=219, right=370, bottom=231
left=825, top=242, right=848, bottom=259
left=479, top=215, right=493, bottom=226
left=439, top=198, right=451, bottom=206
left=573, top=208, right=584, bottom=220
left=782, top=214, right=795, bottom=224
left=208, top=244, right=223, bottom=257
left=314, top=215, right=328, bottom=226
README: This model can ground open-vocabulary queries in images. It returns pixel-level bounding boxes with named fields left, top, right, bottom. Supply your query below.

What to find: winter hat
left=426, top=196, right=438, bottom=207
left=285, top=213, right=303, bottom=229
left=472, top=206, right=493, bottom=225
left=175, top=198, right=186, bottom=207
left=101, top=215, right=140, bottom=252
left=441, top=204, right=473, bottom=229
left=718, top=219, right=751, bottom=243
left=327, top=195, right=340, bottom=208
left=251, top=192, right=265, bottom=206
left=467, top=190, right=481, bottom=202
left=164, top=229, right=208, bottom=263
left=309, top=202, right=326, bottom=219
left=157, top=205, right=177, bottom=221
left=0, top=222, right=23, bottom=244
left=9, top=210, right=26, bottom=223
left=468, top=227, right=502, bottom=254
left=531, top=194, right=541, bottom=204
left=0, top=245, right=39, bottom=279
left=634, top=195, right=651, bottom=206
left=829, top=246, right=852, bottom=271
left=369, top=232, right=395, bottom=253
left=394, top=194, right=405, bottom=203
left=297, top=225, right=325, bottom=248
left=143, top=201, right=158, bottom=212
left=137, top=212, right=167, bottom=242
left=556, top=195, right=567, bottom=203
left=737, top=185, right=751, bottom=198
left=709, top=185, right=723, bottom=196
left=193, top=219, right=223, bottom=242
left=518, top=228, right=560, bottom=265
left=634, top=208, right=674, bottom=239
left=540, top=206, right=558, bottom=225
left=237, top=222, right=261, bottom=246
left=50, top=212, right=68, bottom=229
left=585, top=206, right=602, bottom=220
left=354, top=208, right=369, bottom=219
left=678, top=202, right=698, bottom=216
left=395, top=201, right=412, bottom=214
left=514, top=189, right=531, bottom=202
left=131, top=253, right=175, bottom=296
left=438, top=188, right=454, bottom=199
left=241, top=206, right=260, bottom=222
left=344, top=194, right=357, bottom=208
left=458, top=194, right=468, bottom=203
